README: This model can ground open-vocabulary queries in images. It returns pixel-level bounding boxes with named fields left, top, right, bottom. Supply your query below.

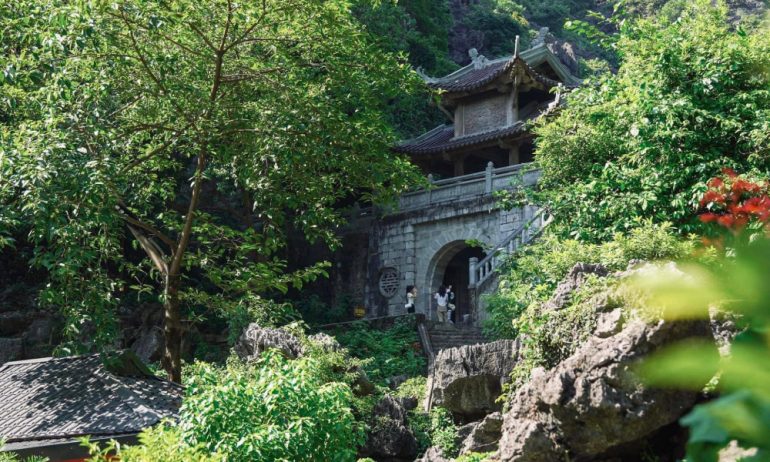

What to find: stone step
left=427, top=324, right=487, bottom=352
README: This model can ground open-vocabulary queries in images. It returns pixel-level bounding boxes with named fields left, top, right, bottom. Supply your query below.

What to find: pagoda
left=395, top=39, right=580, bottom=179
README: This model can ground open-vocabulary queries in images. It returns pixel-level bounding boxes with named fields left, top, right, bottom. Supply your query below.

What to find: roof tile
left=0, top=354, right=183, bottom=443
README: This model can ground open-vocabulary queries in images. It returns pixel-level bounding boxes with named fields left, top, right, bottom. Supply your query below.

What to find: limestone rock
left=460, top=412, right=503, bottom=455
left=431, top=339, right=520, bottom=421
left=234, top=324, right=304, bottom=361
left=131, top=326, right=164, bottom=362
left=23, top=317, right=54, bottom=345
left=499, top=319, right=711, bottom=461
left=543, top=263, right=608, bottom=312
left=307, top=332, right=341, bottom=352
left=361, top=395, right=418, bottom=460
left=0, top=311, right=33, bottom=336
left=416, top=446, right=452, bottom=462
left=387, top=373, right=409, bottom=390
left=594, top=308, right=624, bottom=338
left=0, top=338, right=22, bottom=364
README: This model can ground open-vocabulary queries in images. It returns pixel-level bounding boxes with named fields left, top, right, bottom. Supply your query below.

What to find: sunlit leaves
left=535, top=0, right=770, bottom=242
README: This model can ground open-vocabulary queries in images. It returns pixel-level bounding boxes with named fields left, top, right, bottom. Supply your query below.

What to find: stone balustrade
left=398, top=162, right=540, bottom=212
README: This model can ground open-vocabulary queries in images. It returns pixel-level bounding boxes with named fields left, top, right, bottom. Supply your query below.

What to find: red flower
left=707, top=177, right=724, bottom=188
left=699, top=213, right=719, bottom=223
left=722, top=167, right=738, bottom=178
left=717, top=215, right=735, bottom=228
left=699, top=190, right=725, bottom=207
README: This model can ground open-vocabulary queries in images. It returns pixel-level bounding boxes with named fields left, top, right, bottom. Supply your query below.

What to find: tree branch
left=127, top=224, right=169, bottom=274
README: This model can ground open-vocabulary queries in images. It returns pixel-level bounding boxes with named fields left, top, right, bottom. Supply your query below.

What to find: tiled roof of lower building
left=0, top=353, right=183, bottom=444
left=393, top=122, right=529, bottom=155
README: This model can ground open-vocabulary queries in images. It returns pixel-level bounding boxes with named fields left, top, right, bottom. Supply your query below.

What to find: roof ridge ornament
left=468, top=48, right=489, bottom=69
left=532, top=27, right=549, bottom=47
left=513, top=36, right=520, bottom=59
left=415, top=66, right=438, bottom=84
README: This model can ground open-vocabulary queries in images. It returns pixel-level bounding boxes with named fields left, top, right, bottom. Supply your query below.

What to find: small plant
left=0, top=440, right=48, bottom=462
left=407, top=407, right=458, bottom=457
left=456, top=452, right=494, bottom=462
left=395, top=376, right=427, bottom=401
left=331, top=317, right=426, bottom=384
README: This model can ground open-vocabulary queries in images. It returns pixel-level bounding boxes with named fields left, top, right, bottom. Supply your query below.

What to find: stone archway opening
left=425, top=240, right=486, bottom=323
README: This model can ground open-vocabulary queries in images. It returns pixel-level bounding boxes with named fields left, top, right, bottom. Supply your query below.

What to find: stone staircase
left=427, top=322, right=487, bottom=352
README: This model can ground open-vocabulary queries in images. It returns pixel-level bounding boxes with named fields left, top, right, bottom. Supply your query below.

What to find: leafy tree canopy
left=533, top=0, right=770, bottom=242
left=0, top=0, right=421, bottom=380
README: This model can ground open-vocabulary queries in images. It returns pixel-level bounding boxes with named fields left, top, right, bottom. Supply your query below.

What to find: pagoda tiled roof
left=424, top=43, right=579, bottom=94
left=393, top=122, right=529, bottom=155
left=0, top=353, right=183, bottom=446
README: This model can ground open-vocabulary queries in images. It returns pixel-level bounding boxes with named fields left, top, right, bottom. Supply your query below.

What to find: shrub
left=84, top=427, right=220, bottom=462
left=506, top=276, right=621, bottom=394
left=456, top=452, right=495, bottom=462
left=331, top=317, right=426, bottom=384
left=484, top=221, right=694, bottom=339
left=534, top=1, right=770, bottom=242
left=177, top=353, right=362, bottom=462
left=395, top=376, right=427, bottom=401
left=408, top=407, right=458, bottom=456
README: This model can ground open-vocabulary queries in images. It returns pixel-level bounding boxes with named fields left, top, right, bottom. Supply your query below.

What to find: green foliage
left=408, top=407, right=458, bottom=456
left=463, top=0, right=530, bottom=58
left=637, top=237, right=770, bottom=460
left=218, top=295, right=300, bottom=345
left=456, top=452, right=495, bottom=462
left=176, top=353, right=363, bottom=462
left=484, top=221, right=693, bottom=339
left=84, top=427, right=220, bottom=462
left=0, top=441, right=48, bottom=462
left=1, top=0, right=421, bottom=363
left=354, top=0, right=456, bottom=76
left=331, top=317, right=426, bottom=384
left=506, top=276, right=620, bottom=394
left=395, top=376, right=427, bottom=401
left=534, top=0, right=770, bottom=242
left=293, top=294, right=354, bottom=327
left=351, top=0, right=451, bottom=137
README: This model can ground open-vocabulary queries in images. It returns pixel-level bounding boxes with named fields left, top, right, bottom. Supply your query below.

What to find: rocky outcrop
left=130, top=326, right=164, bottom=362
left=307, top=332, right=341, bottom=352
left=361, top=395, right=418, bottom=461
left=416, top=446, right=452, bottom=462
left=460, top=412, right=503, bottom=455
left=234, top=324, right=304, bottom=361
left=543, top=263, right=608, bottom=312
left=0, top=338, right=22, bottom=364
left=431, top=339, right=520, bottom=422
left=498, top=319, right=711, bottom=461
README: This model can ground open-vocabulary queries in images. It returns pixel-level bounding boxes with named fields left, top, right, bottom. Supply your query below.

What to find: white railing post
left=469, top=257, right=478, bottom=287
left=427, top=173, right=434, bottom=205
left=484, top=162, right=494, bottom=194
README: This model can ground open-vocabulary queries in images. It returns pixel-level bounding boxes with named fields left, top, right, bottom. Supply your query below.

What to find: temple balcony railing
left=397, top=161, right=540, bottom=212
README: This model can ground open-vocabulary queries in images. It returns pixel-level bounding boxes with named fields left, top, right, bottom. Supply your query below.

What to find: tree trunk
left=162, top=273, right=183, bottom=383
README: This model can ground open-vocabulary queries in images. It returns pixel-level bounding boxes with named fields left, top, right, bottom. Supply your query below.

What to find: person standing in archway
left=405, top=285, right=417, bottom=314
left=434, top=285, right=451, bottom=323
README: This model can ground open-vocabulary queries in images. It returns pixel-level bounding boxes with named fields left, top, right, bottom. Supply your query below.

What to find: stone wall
left=348, top=196, right=534, bottom=319
left=460, top=93, right=510, bottom=136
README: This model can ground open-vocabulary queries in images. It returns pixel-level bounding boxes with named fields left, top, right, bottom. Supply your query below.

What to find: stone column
left=484, top=161, right=494, bottom=193
left=508, top=144, right=520, bottom=165
left=453, top=157, right=465, bottom=177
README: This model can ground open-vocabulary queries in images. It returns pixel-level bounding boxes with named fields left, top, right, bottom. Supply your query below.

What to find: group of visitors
left=404, top=284, right=456, bottom=323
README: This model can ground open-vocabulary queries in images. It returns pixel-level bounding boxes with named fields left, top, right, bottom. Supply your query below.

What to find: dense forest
left=1, top=0, right=770, bottom=461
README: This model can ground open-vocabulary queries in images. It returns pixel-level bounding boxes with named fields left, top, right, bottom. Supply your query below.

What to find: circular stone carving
left=378, top=268, right=399, bottom=298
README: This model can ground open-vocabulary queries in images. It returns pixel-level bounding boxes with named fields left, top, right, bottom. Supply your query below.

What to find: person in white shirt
left=405, top=285, right=417, bottom=314
left=434, top=284, right=452, bottom=323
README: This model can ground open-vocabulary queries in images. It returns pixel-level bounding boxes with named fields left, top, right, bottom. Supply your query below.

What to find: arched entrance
left=425, top=240, right=486, bottom=323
